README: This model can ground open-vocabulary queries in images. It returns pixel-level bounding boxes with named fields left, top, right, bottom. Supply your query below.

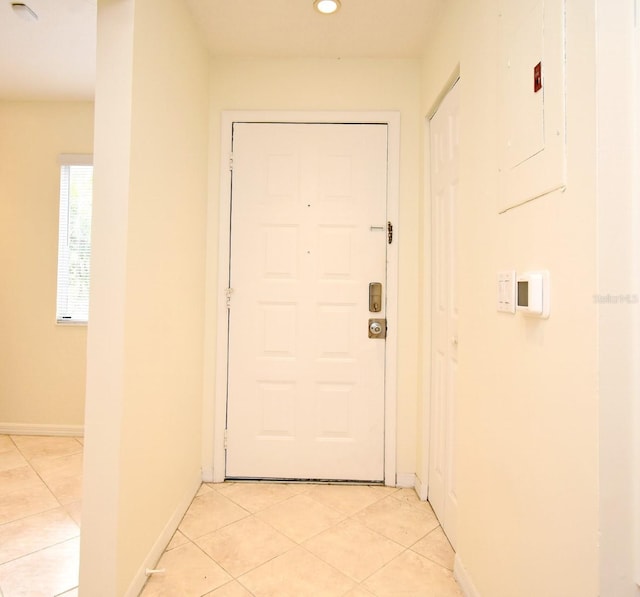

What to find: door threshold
left=224, top=477, right=385, bottom=486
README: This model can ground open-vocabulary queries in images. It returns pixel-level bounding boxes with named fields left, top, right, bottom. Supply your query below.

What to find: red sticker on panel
left=534, top=62, right=542, bottom=92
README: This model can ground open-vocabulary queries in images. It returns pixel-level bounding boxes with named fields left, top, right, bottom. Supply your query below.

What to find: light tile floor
left=0, top=434, right=83, bottom=597
left=0, top=434, right=461, bottom=597
left=141, top=483, right=462, bottom=597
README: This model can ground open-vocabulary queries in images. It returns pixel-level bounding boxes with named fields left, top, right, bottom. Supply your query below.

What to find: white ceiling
left=0, top=0, right=97, bottom=100
left=0, top=0, right=442, bottom=101
left=185, top=0, right=443, bottom=59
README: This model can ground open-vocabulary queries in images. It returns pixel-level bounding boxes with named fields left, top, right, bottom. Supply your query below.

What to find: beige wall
left=202, top=57, right=423, bottom=479
left=0, top=101, right=93, bottom=429
left=595, top=1, right=640, bottom=594
left=419, top=0, right=600, bottom=595
left=33, top=1, right=637, bottom=595
left=79, top=0, right=210, bottom=594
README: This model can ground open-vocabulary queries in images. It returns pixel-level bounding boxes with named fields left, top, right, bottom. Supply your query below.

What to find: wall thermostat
left=516, top=271, right=550, bottom=318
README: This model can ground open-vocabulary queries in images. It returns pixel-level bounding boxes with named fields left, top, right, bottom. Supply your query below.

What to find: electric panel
left=497, top=0, right=566, bottom=212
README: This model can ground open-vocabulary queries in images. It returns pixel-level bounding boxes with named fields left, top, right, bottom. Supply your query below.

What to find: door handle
left=368, top=318, right=387, bottom=339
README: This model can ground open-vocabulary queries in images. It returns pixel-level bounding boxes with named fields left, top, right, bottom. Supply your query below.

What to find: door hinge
left=225, top=287, right=234, bottom=309
left=229, top=153, right=234, bottom=171
left=224, top=429, right=228, bottom=450
left=387, top=221, right=393, bottom=244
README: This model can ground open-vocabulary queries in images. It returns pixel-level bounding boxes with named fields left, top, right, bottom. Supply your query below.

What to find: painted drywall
left=0, top=101, right=93, bottom=429
left=595, top=1, right=640, bottom=594
left=79, top=0, right=210, bottom=595
left=420, top=0, right=600, bottom=595
left=202, top=57, right=423, bottom=480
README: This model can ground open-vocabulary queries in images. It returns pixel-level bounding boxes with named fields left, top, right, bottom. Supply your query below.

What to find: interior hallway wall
left=419, top=0, right=599, bottom=595
left=79, top=0, right=210, bottom=594
left=0, top=101, right=93, bottom=430
left=595, top=0, right=640, bottom=593
left=202, top=57, right=423, bottom=481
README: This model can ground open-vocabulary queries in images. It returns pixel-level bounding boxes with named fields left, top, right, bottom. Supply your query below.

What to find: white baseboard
left=396, top=472, right=416, bottom=488
left=454, top=554, right=481, bottom=597
left=123, top=472, right=202, bottom=597
left=0, top=423, right=84, bottom=437
left=201, top=466, right=215, bottom=483
left=414, top=474, right=429, bottom=501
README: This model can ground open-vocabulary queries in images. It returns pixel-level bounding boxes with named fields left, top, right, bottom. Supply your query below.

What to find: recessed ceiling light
left=11, top=2, right=38, bottom=22
left=313, top=0, right=341, bottom=15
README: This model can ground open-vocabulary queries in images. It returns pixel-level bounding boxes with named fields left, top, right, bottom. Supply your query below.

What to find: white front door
left=429, top=81, right=460, bottom=547
left=225, top=122, right=388, bottom=481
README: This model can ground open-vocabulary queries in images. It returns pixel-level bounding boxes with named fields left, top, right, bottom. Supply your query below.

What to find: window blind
left=56, top=154, right=93, bottom=323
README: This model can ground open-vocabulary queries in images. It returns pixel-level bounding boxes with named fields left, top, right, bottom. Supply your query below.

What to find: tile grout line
left=173, top=485, right=382, bottom=593
left=0, top=502, right=62, bottom=531
left=0, top=435, right=83, bottom=597
left=0, top=535, right=81, bottom=569
left=212, top=486, right=420, bottom=594
left=296, top=491, right=455, bottom=592
left=53, top=586, right=79, bottom=597
left=293, top=502, right=421, bottom=591
left=406, top=524, right=457, bottom=573
left=193, top=509, right=299, bottom=580
left=0, top=444, right=73, bottom=531
left=141, top=482, right=461, bottom=597
left=6, top=434, right=83, bottom=511
left=0, top=453, right=81, bottom=566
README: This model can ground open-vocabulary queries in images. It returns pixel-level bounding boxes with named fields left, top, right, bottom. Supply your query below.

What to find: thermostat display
left=516, top=271, right=550, bottom=318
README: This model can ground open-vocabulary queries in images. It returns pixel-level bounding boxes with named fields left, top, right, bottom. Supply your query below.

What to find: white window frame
left=56, top=154, right=93, bottom=324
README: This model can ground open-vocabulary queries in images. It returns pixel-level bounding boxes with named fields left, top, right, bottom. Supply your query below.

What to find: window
left=56, top=154, right=93, bottom=323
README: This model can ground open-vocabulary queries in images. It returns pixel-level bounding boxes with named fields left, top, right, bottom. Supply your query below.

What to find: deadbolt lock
left=368, top=318, right=387, bottom=339
left=369, top=282, right=382, bottom=313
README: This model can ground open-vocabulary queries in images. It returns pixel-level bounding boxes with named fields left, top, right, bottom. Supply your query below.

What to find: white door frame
left=419, top=74, right=460, bottom=501
left=210, top=110, right=400, bottom=485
